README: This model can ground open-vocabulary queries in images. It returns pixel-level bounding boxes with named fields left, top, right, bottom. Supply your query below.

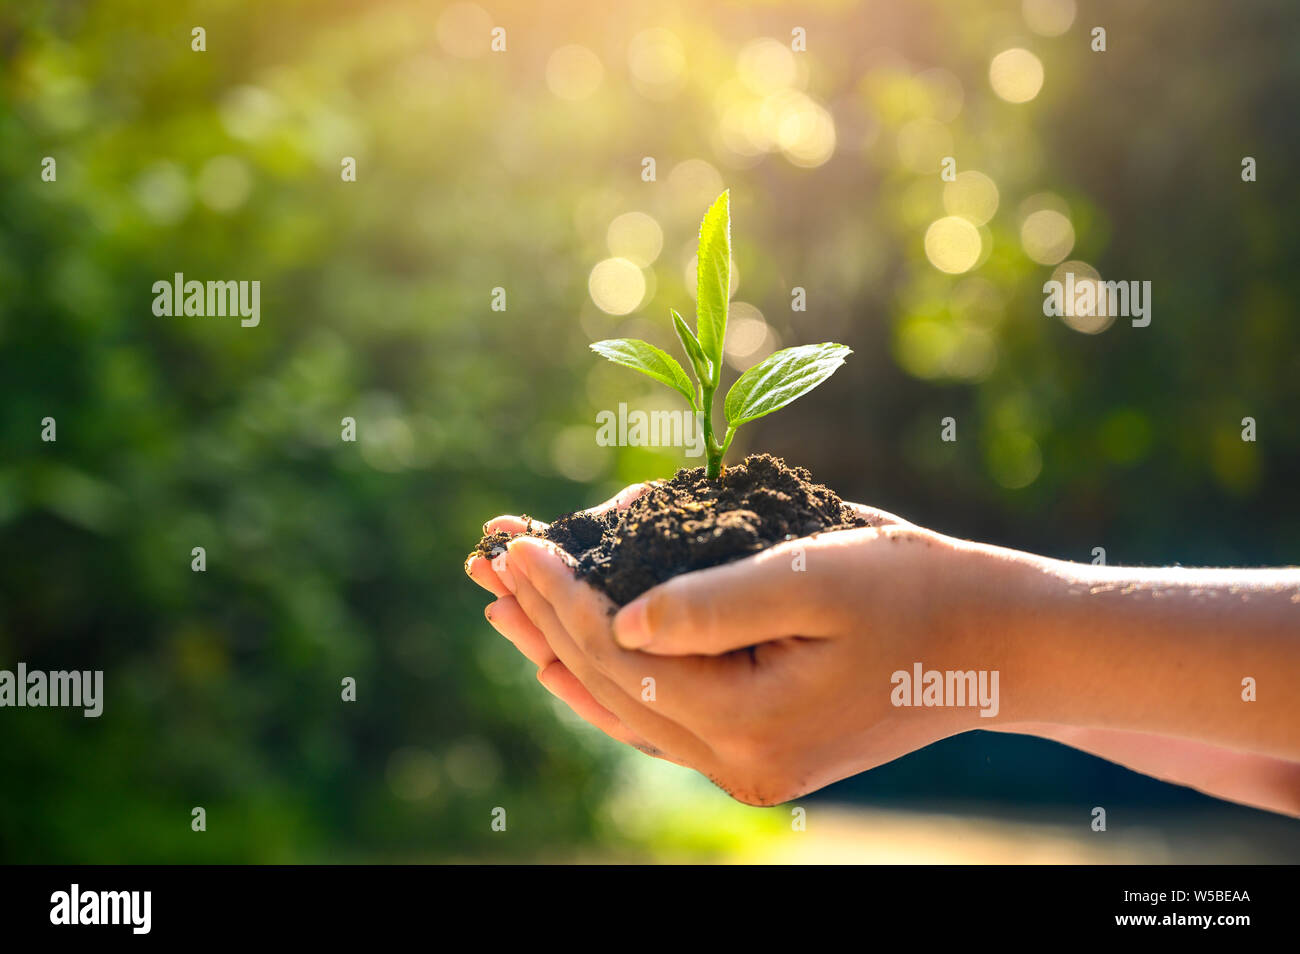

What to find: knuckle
left=655, top=590, right=718, bottom=644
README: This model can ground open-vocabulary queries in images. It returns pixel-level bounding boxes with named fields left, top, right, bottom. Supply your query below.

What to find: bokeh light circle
left=988, top=432, right=1043, bottom=489
left=723, top=302, right=775, bottom=366
left=628, top=29, right=686, bottom=99
left=1020, top=209, right=1075, bottom=264
left=1050, top=260, right=1116, bottom=334
left=738, top=38, right=798, bottom=95
left=606, top=212, right=663, bottom=266
left=588, top=258, right=646, bottom=315
left=1023, top=0, right=1077, bottom=37
left=924, top=216, right=983, bottom=274
left=989, top=48, right=1044, bottom=103
left=943, top=170, right=1000, bottom=225
left=546, top=45, right=604, bottom=101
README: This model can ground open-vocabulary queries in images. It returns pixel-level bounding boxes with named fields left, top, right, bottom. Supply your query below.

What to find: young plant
left=591, top=191, right=851, bottom=479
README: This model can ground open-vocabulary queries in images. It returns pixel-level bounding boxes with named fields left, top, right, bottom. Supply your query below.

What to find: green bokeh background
left=2, top=0, right=1297, bottom=861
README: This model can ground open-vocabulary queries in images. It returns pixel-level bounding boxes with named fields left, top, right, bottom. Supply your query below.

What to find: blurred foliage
left=1, top=0, right=1298, bottom=861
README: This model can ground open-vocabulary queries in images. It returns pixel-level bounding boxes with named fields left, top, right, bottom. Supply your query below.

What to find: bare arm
left=467, top=493, right=1300, bottom=814
left=978, top=550, right=1300, bottom=759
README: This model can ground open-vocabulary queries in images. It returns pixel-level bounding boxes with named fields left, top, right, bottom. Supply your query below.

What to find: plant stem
left=701, top=382, right=723, bottom=478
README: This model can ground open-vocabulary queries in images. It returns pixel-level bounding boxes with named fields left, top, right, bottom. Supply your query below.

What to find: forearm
left=976, top=547, right=1300, bottom=759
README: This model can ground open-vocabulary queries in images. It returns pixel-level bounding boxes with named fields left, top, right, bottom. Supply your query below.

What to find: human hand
left=465, top=484, right=672, bottom=758
left=468, top=491, right=1300, bottom=813
left=467, top=489, right=1020, bottom=804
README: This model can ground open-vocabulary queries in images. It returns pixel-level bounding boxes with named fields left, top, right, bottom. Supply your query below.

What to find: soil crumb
left=474, top=454, right=869, bottom=606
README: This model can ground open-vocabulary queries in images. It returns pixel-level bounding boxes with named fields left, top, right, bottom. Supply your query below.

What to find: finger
left=481, top=484, right=648, bottom=538
left=609, top=532, right=874, bottom=655
left=471, top=541, right=552, bottom=599
left=465, top=554, right=511, bottom=597
left=475, top=484, right=649, bottom=593
left=506, top=554, right=716, bottom=768
left=484, top=596, right=557, bottom=669
left=483, top=515, right=547, bottom=535
left=507, top=536, right=746, bottom=724
left=536, top=661, right=685, bottom=765
left=843, top=501, right=911, bottom=527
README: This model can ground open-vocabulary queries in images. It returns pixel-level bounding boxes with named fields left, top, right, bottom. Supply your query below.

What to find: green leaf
left=671, top=308, right=710, bottom=386
left=724, top=343, right=852, bottom=426
left=590, top=338, right=698, bottom=410
left=695, top=190, right=731, bottom=383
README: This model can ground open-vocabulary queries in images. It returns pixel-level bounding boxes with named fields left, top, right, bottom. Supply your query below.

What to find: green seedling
left=591, top=191, right=851, bottom=478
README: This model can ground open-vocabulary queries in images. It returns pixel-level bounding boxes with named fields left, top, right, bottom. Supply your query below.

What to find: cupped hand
left=465, top=484, right=676, bottom=759
left=467, top=488, right=1006, bottom=805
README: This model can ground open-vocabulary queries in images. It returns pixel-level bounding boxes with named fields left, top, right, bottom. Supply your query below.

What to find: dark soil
left=474, top=453, right=870, bottom=606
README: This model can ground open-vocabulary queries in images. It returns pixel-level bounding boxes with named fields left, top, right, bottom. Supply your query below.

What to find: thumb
left=611, top=538, right=841, bottom=655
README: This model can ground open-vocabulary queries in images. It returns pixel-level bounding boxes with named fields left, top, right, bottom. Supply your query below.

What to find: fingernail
left=484, top=600, right=512, bottom=641
left=492, top=551, right=516, bottom=593
left=613, top=597, right=651, bottom=649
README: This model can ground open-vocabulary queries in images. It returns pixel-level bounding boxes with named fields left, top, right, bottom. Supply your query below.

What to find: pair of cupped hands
left=465, top=482, right=994, bottom=806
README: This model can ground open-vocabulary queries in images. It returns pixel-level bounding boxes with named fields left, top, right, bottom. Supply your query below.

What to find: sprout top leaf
left=694, top=190, right=731, bottom=385
left=588, top=192, right=851, bottom=478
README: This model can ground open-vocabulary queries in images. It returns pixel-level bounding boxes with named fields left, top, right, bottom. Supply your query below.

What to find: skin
left=465, top=486, right=1300, bottom=815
